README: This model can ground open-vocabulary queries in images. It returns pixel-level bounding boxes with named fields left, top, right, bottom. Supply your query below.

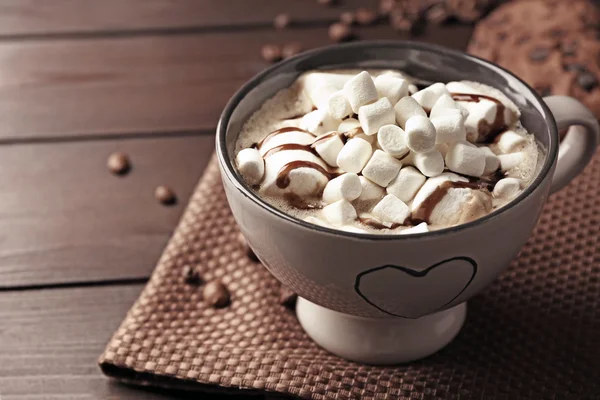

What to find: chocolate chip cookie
left=468, top=0, right=600, bottom=118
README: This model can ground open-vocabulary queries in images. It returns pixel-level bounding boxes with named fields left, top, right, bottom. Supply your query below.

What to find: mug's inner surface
left=220, top=42, right=557, bottom=235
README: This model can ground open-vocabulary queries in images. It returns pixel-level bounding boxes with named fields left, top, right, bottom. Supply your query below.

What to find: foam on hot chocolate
left=235, top=69, right=542, bottom=234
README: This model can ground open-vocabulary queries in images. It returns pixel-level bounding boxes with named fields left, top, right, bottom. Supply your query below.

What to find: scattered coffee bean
left=425, top=4, right=448, bottom=24
left=279, top=286, right=298, bottom=309
left=182, top=265, right=201, bottom=285
left=274, top=13, right=291, bottom=29
left=261, top=44, right=282, bottom=63
left=328, top=22, right=352, bottom=42
left=528, top=47, right=549, bottom=62
left=155, top=185, right=177, bottom=205
left=202, top=280, right=230, bottom=308
left=340, top=11, right=355, bottom=25
left=282, top=42, right=303, bottom=59
left=379, top=0, right=397, bottom=16
left=577, top=71, right=599, bottom=92
left=107, top=152, right=130, bottom=175
left=355, top=8, right=377, bottom=26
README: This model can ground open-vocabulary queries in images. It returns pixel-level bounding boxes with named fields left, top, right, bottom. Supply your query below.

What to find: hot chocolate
left=234, top=69, right=542, bottom=234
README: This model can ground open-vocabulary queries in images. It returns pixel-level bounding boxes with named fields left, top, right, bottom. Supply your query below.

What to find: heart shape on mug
left=354, top=257, right=477, bottom=319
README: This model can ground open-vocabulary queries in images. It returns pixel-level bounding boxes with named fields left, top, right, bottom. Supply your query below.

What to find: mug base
left=296, top=297, right=466, bottom=365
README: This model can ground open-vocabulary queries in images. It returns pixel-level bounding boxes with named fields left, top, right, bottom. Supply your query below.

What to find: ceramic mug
left=216, top=41, right=599, bottom=364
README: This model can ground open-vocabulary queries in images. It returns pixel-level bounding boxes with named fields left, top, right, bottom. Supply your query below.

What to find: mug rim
left=216, top=40, right=559, bottom=241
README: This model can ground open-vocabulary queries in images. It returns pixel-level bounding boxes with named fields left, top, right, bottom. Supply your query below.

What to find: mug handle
left=543, top=96, right=600, bottom=194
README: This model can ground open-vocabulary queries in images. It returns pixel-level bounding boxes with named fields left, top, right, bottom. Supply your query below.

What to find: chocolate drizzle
left=450, top=92, right=507, bottom=143
left=311, top=131, right=345, bottom=146
left=412, top=180, right=493, bottom=223
left=256, top=127, right=313, bottom=149
left=358, top=216, right=401, bottom=230
left=275, top=161, right=340, bottom=189
left=283, top=193, right=323, bottom=210
left=263, top=143, right=318, bottom=158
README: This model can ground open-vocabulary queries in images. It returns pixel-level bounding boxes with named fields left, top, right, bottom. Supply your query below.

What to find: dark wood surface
left=0, top=1, right=473, bottom=398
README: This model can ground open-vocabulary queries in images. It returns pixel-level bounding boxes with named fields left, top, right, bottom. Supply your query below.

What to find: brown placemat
left=100, top=151, right=600, bottom=400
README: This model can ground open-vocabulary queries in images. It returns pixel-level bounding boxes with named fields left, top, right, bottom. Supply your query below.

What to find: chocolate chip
left=273, top=13, right=291, bottom=29
left=154, top=185, right=177, bottom=205
left=425, top=4, right=448, bottom=24
left=328, top=22, right=352, bottom=42
left=107, top=152, right=130, bottom=175
left=261, top=44, right=282, bottom=63
left=528, top=47, right=549, bottom=62
left=202, top=281, right=230, bottom=308
left=282, top=42, right=303, bottom=59
left=182, top=265, right=201, bottom=285
left=340, top=11, right=355, bottom=25
left=577, top=71, right=599, bottom=92
left=355, top=8, right=377, bottom=25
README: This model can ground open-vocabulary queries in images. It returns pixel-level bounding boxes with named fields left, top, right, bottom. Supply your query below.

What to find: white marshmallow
left=408, top=84, right=418, bottom=95
left=236, top=148, right=265, bottom=185
left=302, top=72, right=353, bottom=109
left=435, top=143, right=449, bottom=158
left=300, top=109, right=340, bottom=136
left=343, top=71, right=379, bottom=113
left=413, top=150, right=444, bottom=177
left=259, top=129, right=315, bottom=156
left=411, top=83, right=449, bottom=111
left=480, top=146, right=500, bottom=175
left=496, top=130, right=527, bottom=153
left=362, top=150, right=403, bottom=187
left=462, top=100, right=498, bottom=142
left=377, top=124, right=408, bottom=157
left=261, top=150, right=329, bottom=196
left=498, top=152, right=525, bottom=171
left=358, top=97, right=396, bottom=135
left=430, top=94, right=469, bottom=119
left=431, top=114, right=467, bottom=144
left=386, top=166, right=427, bottom=203
left=400, top=222, right=429, bottom=235
left=445, top=142, right=486, bottom=177
left=326, top=90, right=352, bottom=120
left=313, top=134, right=344, bottom=167
left=493, top=178, right=521, bottom=199
left=304, top=216, right=329, bottom=227
left=374, top=74, right=409, bottom=105
left=372, top=194, right=410, bottom=225
left=394, top=97, right=427, bottom=129
left=338, top=118, right=361, bottom=132
left=405, top=115, right=437, bottom=153
left=412, top=172, right=468, bottom=211
left=445, top=81, right=483, bottom=94
left=322, top=199, right=357, bottom=226
left=351, top=131, right=376, bottom=145
left=358, top=176, right=385, bottom=202
left=336, top=138, right=373, bottom=173
left=322, top=173, right=362, bottom=204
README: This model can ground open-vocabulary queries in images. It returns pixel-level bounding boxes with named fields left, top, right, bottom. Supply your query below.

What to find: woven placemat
left=99, top=151, right=600, bottom=400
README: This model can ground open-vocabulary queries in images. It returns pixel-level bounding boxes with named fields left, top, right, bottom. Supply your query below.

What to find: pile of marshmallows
left=237, top=71, right=529, bottom=233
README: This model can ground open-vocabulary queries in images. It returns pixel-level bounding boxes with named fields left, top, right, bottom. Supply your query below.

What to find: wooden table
left=0, top=2, right=473, bottom=398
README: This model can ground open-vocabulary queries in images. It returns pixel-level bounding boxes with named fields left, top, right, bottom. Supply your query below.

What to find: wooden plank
left=0, top=24, right=472, bottom=140
left=0, top=134, right=215, bottom=288
left=0, top=284, right=262, bottom=399
left=0, top=0, right=379, bottom=37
